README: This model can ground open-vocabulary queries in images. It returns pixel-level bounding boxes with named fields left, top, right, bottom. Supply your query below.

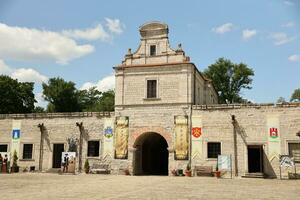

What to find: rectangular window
left=288, top=143, right=300, bottom=156
left=150, top=45, right=156, bottom=56
left=147, top=80, right=157, bottom=98
left=0, top=144, right=8, bottom=152
left=207, top=142, right=221, bottom=158
left=23, top=144, right=33, bottom=159
left=87, top=141, right=100, bottom=157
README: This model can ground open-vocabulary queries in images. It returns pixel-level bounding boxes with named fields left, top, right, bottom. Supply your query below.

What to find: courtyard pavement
left=0, top=173, right=299, bottom=200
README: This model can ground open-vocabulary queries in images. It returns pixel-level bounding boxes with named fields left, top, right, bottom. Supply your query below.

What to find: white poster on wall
left=218, top=155, right=232, bottom=171
left=61, top=152, right=76, bottom=173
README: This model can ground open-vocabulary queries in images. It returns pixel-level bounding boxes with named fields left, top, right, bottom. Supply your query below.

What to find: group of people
left=0, top=154, right=9, bottom=173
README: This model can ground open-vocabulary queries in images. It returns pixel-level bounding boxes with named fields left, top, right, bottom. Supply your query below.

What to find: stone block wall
left=0, top=113, right=112, bottom=172
left=191, top=104, right=300, bottom=178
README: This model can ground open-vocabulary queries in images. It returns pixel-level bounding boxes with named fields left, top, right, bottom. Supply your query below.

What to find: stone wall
left=115, top=64, right=194, bottom=107
left=191, top=103, right=300, bottom=178
left=0, top=112, right=112, bottom=172
left=115, top=104, right=191, bottom=174
left=0, top=103, right=299, bottom=178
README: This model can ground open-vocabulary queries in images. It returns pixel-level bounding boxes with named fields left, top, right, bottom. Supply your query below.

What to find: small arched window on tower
left=150, top=45, right=156, bottom=56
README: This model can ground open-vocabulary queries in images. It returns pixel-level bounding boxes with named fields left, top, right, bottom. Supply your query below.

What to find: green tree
left=78, top=87, right=102, bottom=111
left=290, top=88, right=300, bottom=102
left=277, top=97, right=286, bottom=103
left=0, top=75, right=35, bottom=114
left=204, top=58, right=254, bottom=103
left=33, top=106, right=45, bottom=113
left=95, top=90, right=115, bottom=112
left=42, top=77, right=81, bottom=112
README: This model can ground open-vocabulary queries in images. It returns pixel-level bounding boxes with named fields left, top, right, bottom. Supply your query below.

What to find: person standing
left=63, top=154, right=69, bottom=173
left=2, top=154, right=8, bottom=173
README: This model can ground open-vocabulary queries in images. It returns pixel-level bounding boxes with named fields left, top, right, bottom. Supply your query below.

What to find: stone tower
left=113, top=21, right=218, bottom=175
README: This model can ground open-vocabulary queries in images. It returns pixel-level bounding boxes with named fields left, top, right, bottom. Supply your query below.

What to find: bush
left=12, top=150, right=19, bottom=172
left=84, top=159, right=89, bottom=174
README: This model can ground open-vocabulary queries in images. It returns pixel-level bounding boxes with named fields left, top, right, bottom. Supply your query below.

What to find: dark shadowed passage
left=133, top=132, right=168, bottom=175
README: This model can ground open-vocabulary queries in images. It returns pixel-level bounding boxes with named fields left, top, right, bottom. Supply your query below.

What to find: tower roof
left=139, top=21, right=168, bottom=39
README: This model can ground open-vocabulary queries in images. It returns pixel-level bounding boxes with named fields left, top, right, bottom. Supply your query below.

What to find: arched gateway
left=133, top=132, right=168, bottom=175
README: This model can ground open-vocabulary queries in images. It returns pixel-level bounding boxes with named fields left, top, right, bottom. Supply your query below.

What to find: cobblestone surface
left=0, top=173, right=299, bottom=200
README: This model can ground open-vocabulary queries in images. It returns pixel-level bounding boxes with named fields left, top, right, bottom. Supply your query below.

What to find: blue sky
left=0, top=0, right=299, bottom=106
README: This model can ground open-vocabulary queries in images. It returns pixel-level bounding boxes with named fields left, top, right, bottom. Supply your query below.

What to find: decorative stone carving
left=174, top=116, right=188, bottom=160
left=115, top=116, right=129, bottom=159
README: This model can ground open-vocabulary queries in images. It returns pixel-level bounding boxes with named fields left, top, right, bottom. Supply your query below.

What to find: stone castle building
left=0, top=22, right=299, bottom=178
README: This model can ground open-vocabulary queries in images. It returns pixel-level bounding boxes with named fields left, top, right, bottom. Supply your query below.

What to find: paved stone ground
left=0, top=173, right=299, bottom=200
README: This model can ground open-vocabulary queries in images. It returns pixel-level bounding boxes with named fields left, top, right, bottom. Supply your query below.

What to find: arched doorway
left=133, top=132, right=168, bottom=175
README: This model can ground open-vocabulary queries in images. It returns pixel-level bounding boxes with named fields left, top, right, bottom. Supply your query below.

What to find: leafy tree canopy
left=78, top=87, right=102, bottom=111
left=290, top=88, right=300, bottom=102
left=79, top=88, right=115, bottom=112
left=203, top=58, right=254, bottom=104
left=277, top=97, right=286, bottom=103
left=94, top=90, right=115, bottom=112
left=42, top=77, right=115, bottom=112
left=42, top=77, right=81, bottom=112
left=33, top=106, right=45, bottom=113
left=0, top=75, right=35, bottom=114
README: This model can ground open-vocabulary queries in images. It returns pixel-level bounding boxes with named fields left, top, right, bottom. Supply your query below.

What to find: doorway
left=247, top=145, right=263, bottom=173
left=133, top=132, right=168, bottom=175
left=52, top=143, right=64, bottom=168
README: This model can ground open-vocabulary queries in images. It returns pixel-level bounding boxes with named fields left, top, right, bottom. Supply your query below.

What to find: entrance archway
left=133, top=132, right=168, bottom=175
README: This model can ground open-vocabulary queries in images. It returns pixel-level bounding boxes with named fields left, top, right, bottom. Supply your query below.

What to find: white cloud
left=284, top=1, right=294, bottom=6
left=0, top=23, right=94, bottom=65
left=105, top=18, right=125, bottom=34
left=0, top=59, right=13, bottom=74
left=62, top=24, right=110, bottom=41
left=242, top=29, right=257, bottom=40
left=34, top=92, right=48, bottom=107
left=0, top=59, right=48, bottom=83
left=270, top=32, right=296, bottom=45
left=288, top=54, right=300, bottom=62
left=212, top=23, right=234, bottom=34
left=81, top=74, right=115, bottom=92
left=11, top=68, right=48, bottom=83
left=282, top=21, right=295, bottom=28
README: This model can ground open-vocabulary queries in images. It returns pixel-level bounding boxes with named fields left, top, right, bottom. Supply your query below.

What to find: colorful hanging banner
left=115, top=116, right=129, bottom=159
left=267, top=115, right=281, bottom=160
left=174, top=116, right=188, bottom=160
left=191, top=116, right=203, bottom=161
left=103, top=118, right=114, bottom=159
left=11, top=120, right=21, bottom=157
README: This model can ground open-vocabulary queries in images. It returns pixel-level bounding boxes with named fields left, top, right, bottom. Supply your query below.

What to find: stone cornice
left=192, top=102, right=300, bottom=110
left=0, top=112, right=113, bottom=119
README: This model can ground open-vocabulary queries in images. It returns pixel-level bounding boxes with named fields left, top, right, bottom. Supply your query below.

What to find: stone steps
left=242, top=173, right=266, bottom=178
